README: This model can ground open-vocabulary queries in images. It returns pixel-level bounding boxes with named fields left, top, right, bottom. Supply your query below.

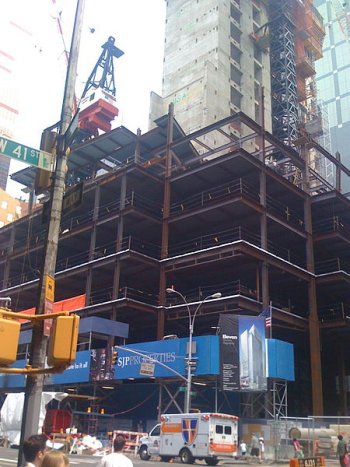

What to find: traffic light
left=47, top=315, right=80, bottom=367
left=0, top=317, right=20, bottom=365
left=111, top=348, right=118, bottom=365
left=34, top=129, right=56, bottom=195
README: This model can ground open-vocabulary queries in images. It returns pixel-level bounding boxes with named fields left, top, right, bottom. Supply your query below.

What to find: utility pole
left=17, top=2, right=85, bottom=465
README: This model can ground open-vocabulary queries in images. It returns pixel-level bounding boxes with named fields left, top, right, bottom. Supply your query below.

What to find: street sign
left=43, top=274, right=55, bottom=337
left=45, top=274, right=55, bottom=302
left=0, top=136, right=55, bottom=171
left=140, top=362, right=155, bottom=377
left=62, top=182, right=83, bottom=214
left=42, top=183, right=83, bottom=224
left=64, top=109, right=80, bottom=150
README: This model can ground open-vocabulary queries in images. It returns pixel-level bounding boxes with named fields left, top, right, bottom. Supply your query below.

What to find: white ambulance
left=138, top=412, right=239, bottom=465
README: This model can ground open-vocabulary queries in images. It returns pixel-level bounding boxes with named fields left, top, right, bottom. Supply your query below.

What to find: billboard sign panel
left=218, top=314, right=240, bottom=391
left=219, top=315, right=267, bottom=391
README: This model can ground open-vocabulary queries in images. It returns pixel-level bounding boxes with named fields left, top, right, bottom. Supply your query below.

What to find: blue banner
left=49, top=350, right=91, bottom=385
left=115, top=335, right=219, bottom=379
left=0, top=336, right=220, bottom=389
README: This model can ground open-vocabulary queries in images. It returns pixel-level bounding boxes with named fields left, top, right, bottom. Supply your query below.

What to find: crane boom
left=81, top=36, right=124, bottom=99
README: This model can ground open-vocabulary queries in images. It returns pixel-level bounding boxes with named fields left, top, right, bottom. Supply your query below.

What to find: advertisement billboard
left=219, top=315, right=267, bottom=392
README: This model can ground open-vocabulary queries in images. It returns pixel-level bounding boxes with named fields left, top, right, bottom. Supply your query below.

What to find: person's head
left=338, top=435, right=344, bottom=441
left=23, top=434, right=48, bottom=466
left=41, top=450, right=69, bottom=467
left=113, top=434, right=126, bottom=452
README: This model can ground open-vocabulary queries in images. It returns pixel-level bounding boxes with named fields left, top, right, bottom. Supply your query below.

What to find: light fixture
left=102, top=386, right=114, bottom=390
left=193, top=381, right=207, bottom=386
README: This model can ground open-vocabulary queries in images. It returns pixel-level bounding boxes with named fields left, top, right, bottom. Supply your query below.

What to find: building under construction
left=0, top=0, right=350, bottom=425
left=1, top=106, right=350, bottom=418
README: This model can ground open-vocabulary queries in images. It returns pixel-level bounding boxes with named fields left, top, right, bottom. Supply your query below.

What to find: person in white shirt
left=23, top=434, right=48, bottom=467
left=259, top=437, right=265, bottom=463
left=97, top=435, right=133, bottom=467
left=240, top=441, right=247, bottom=458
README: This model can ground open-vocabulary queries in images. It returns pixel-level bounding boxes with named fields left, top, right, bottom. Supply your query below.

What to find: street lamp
left=166, top=288, right=221, bottom=413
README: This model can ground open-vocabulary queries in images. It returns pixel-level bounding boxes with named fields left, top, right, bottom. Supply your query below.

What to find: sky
left=2, top=0, right=166, bottom=197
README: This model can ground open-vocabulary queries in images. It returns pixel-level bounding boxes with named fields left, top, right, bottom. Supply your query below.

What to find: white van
left=138, top=412, right=239, bottom=464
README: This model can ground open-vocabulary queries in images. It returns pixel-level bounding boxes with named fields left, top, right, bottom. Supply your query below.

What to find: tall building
left=315, top=0, right=350, bottom=192
left=150, top=0, right=332, bottom=187
left=0, top=17, right=21, bottom=190
left=150, top=0, right=272, bottom=135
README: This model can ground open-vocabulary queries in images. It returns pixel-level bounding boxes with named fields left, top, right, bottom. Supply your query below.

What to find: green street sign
left=0, top=136, right=55, bottom=171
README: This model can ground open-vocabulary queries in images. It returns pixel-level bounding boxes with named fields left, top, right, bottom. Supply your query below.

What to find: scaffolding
left=269, top=0, right=299, bottom=147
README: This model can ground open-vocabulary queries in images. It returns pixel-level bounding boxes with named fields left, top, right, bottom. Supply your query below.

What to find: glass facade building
left=315, top=0, right=350, bottom=192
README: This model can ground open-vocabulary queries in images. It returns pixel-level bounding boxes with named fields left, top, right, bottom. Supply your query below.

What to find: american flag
left=259, top=306, right=272, bottom=328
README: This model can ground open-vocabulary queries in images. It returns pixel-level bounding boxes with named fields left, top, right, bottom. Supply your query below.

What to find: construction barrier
left=290, top=457, right=325, bottom=467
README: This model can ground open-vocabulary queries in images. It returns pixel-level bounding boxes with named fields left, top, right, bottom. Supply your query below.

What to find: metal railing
left=315, top=258, right=350, bottom=275
left=168, top=225, right=306, bottom=268
left=318, top=302, right=350, bottom=322
left=169, top=226, right=261, bottom=256
left=167, top=279, right=257, bottom=307
left=88, top=286, right=158, bottom=306
left=313, top=216, right=350, bottom=238
left=170, top=178, right=260, bottom=215
left=5, top=235, right=160, bottom=288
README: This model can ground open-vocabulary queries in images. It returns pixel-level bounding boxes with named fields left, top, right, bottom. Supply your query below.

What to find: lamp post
left=166, top=288, right=221, bottom=413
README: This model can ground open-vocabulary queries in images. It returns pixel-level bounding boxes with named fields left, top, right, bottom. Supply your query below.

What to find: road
left=0, top=449, right=342, bottom=467
left=0, top=449, right=175, bottom=467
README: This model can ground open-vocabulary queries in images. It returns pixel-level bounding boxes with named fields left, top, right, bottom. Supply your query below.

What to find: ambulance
left=138, top=412, right=239, bottom=465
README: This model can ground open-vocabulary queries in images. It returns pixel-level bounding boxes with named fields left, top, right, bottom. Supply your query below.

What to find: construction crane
left=78, top=36, right=124, bottom=139
left=51, top=1, right=124, bottom=140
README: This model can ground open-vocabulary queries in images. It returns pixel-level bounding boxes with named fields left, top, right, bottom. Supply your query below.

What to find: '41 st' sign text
left=0, top=136, right=55, bottom=171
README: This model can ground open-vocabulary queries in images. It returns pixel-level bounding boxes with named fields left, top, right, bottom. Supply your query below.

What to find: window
left=1, top=201, right=8, bottom=209
left=340, top=95, right=350, bottom=122
left=15, top=206, right=22, bottom=215
left=333, top=21, right=346, bottom=44
left=0, top=221, right=4, bottom=228
left=225, top=426, right=232, bottom=435
left=231, top=43, right=242, bottom=63
left=317, top=75, right=335, bottom=101
left=231, top=87, right=242, bottom=107
left=150, top=425, right=161, bottom=437
left=338, top=68, right=350, bottom=95
left=231, top=65, right=241, bottom=86
left=326, top=100, right=338, bottom=127
left=335, top=43, right=349, bottom=68
left=216, top=425, right=223, bottom=434
left=7, top=213, right=13, bottom=222
left=252, top=4, right=261, bottom=24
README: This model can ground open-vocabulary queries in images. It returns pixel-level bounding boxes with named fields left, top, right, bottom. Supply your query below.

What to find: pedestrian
left=240, top=440, right=247, bottom=458
left=259, top=437, right=265, bottom=463
left=250, top=434, right=260, bottom=460
left=23, top=434, right=48, bottom=467
left=41, top=451, right=69, bottom=467
left=337, top=435, right=348, bottom=467
left=292, top=438, right=304, bottom=459
left=96, top=434, right=133, bottom=467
